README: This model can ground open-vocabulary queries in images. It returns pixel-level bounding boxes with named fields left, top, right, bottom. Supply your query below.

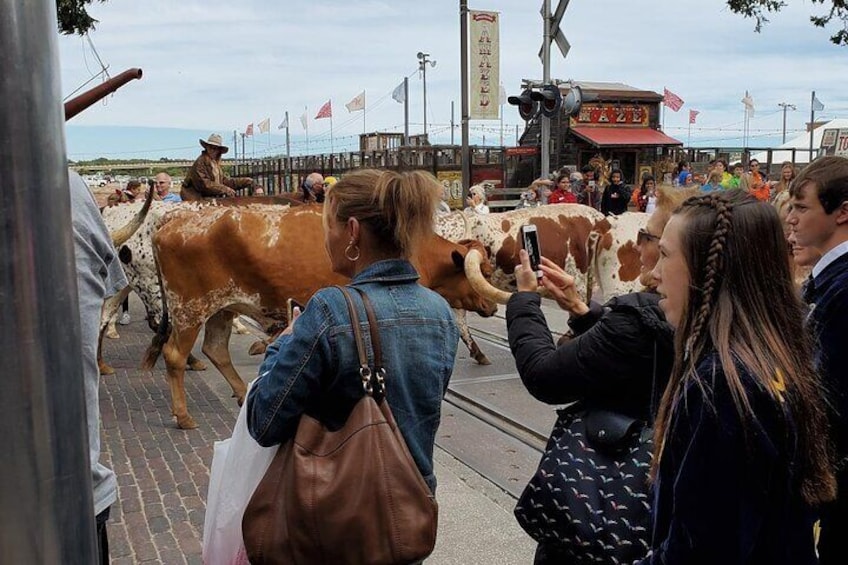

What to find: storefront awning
left=571, top=126, right=682, bottom=147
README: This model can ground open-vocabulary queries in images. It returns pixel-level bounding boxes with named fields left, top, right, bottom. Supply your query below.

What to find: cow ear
left=451, top=250, right=464, bottom=271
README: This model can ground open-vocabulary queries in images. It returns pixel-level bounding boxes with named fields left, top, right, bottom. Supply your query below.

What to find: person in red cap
left=181, top=133, right=254, bottom=201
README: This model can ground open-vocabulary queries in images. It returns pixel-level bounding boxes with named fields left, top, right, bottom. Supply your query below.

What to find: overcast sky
left=58, top=0, right=848, bottom=159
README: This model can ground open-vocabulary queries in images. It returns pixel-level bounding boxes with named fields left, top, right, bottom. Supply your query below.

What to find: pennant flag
left=244, top=123, right=254, bottom=137
left=662, top=88, right=684, bottom=112
left=299, top=111, right=308, bottom=130
left=689, top=109, right=699, bottom=124
left=392, top=81, right=405, bottom=104
left=258, top=118, right=270, bottom=134
left=278, top=115, right=288, bottom=130
left=345, top=91, right=366, bottom=112
left=813, top=95, right=825, bottom=112
left=741, top=91, right=755, bottom=117
left=315, top=100, right=332, bottom=120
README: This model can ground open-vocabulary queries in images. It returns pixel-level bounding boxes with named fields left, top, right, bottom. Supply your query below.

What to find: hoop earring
left=344, top=241, right=360, bottom=262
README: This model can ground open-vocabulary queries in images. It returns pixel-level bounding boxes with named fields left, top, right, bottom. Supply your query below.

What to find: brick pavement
left=99, top=316, right=240, bottom=564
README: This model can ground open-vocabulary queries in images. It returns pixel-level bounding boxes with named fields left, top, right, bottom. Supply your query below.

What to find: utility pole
left=460, top=0, right=471, bottom=197
left=418, top=52, right=436, bottom=137
left=778, top=102, right=796, bottom=143
left=540, top=0, right=552, bottom=178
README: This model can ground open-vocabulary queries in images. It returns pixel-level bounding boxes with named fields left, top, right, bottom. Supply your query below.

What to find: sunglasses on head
left=637, top=228, right=660, bottom=245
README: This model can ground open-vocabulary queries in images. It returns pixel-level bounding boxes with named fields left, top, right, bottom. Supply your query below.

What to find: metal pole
left=403, top=77, right=409, bottom=145
left=285, top=111, right=291, bottom=191
left=809, top=91, right=816, bottom=161
left=451, top=101, right=455, bottom=145
left=423, top=62, right=428, bottom=136
left=460, top=0, right=472, bottom=196
left=541, top=0, right=551, bottom=178
left=0, top=1, right=97, bottom=562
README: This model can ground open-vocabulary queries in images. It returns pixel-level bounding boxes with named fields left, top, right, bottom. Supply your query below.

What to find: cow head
left=415, top=236, right=499, bottom=317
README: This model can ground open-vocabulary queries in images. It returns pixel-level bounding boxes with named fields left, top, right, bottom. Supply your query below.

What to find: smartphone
left=520, top=224, right=542, bottom=279
left=286, top=298, right=304, bottom=322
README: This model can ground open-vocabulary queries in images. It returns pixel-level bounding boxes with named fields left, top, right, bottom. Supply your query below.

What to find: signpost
left=537, top=0, right=570, bottom=178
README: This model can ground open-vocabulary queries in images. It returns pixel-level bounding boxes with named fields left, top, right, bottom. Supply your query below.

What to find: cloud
left=59, top=0, right=848, bottom=158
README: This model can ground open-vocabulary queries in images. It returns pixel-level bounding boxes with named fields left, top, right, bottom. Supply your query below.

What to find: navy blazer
left=806, top=252, right=848, bottom=462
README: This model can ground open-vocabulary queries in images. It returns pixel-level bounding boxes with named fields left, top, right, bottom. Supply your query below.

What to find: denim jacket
left=247, top=259, right=460, bottom=490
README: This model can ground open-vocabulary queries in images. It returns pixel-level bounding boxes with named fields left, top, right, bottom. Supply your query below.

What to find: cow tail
left=140, top=233, right=172, bottom=370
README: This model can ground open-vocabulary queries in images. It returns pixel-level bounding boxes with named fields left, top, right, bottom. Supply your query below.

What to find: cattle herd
left=100, top=197, right=648, bottom=429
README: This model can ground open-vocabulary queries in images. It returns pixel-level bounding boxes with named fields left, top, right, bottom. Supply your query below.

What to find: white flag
left=258, top=118, right=270, bottom=134
left=278, top=115, right=288, bottom=130
left=499, top=83, right=507, bottom=106
left=299, top=111, right=308, bottom=130
left=345, top=90, right=366, bottom=112
left=392, top=81, right=405, bottom=104
left=741, top=91, right=755, bottom=117
left=813, top=95, right=825, bottom=112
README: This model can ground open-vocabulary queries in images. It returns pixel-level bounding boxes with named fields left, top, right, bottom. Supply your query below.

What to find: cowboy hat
left=199, top=133, right=229, bottom=154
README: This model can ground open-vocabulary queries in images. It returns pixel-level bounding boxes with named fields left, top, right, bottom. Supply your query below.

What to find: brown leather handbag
left=242, top=286, right=438, bottom=565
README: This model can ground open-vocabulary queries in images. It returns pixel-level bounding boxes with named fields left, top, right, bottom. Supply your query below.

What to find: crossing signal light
left=530, top=84, right=562, bottom=119
left=507, top=90, right=539, bottom=121
left=561, top=84, right=584, bottom=117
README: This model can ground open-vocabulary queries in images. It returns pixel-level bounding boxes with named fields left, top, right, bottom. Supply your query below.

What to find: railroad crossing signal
left=538, top=0, right=571, bottom=61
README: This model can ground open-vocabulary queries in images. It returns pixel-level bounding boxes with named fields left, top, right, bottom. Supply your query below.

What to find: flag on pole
left=315, top=100, right=332, bottom=119
left=812, top=95, right=825, bottom=112
left=689, top=110, right=699, bottom=124
left=244, top=123, right=254, bottom=137
left=278, top=115, right=288, bottom=130
left=392, top=81, right=405, bottom=104
left=662, top=88, right=684, bottom=112
left=741, top=91, right=755, bottom=117
left=499, top=83, right=507, bottom=106
left=345, top=91, right=366, bottom=112
left=299, top=111, right=308, bottom=130
left=258, top=118, right=270, bottom=134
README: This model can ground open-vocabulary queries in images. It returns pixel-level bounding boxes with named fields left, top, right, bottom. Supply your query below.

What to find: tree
left=727, top=0, right=848, bottom=45
left=56, top=0, right=107, bottom=35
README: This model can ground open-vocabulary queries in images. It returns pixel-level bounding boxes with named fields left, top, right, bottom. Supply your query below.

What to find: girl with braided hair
left=638, top=190, right=836, bottom=564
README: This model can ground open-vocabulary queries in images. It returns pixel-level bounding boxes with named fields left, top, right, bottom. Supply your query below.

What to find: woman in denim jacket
left=246, top=169, right=460, bottom=492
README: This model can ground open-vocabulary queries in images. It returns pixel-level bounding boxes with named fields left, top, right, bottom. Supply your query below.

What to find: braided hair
left=651, top=190, right=835, bottom=504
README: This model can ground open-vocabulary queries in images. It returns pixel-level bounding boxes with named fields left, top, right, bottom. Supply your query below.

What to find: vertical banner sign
left=469, top=10, right=500, bottom=120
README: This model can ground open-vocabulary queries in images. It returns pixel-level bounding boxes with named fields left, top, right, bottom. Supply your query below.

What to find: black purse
left=514, top=405, right=654, bottom=563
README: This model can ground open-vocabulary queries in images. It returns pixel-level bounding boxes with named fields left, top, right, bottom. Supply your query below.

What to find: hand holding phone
left=520, top=224, right=542, bottom=279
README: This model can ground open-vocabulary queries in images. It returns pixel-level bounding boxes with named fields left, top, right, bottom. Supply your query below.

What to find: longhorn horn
left=110, top=182, right=154, bottom=247
left=463, top=248, right=512, bottom=305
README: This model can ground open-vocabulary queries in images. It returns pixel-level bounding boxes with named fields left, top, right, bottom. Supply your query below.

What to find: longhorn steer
left=436, top=205, right=648, bottom=359
left=147, top=204, right=498, bottom=429
left=437, top=205, right=647, bottom=301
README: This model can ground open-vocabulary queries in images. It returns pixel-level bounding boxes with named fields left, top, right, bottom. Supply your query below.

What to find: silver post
left=460, top=0, right=471, bottom=197
left=541, top=0, right=552, bottom=178
left=451, top=100, right=455, bottom=145
left=0, top=1, right=98, bottom=562
left=403, top=77, right=410, bottom=145
left=778, top=102, right=795, bottom=144
left=809, top=91, right=816, bottom=161
left=418, top=52, right=436, bottom=138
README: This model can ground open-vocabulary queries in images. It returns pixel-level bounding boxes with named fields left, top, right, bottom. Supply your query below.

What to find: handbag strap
left=335, top=286, right=386, bottom=399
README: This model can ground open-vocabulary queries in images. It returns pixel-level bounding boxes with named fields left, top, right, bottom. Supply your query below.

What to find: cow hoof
left=234, top=393, right=245, bottom=407
left=474, top=354, right=492, bottom=365
left=248, top=340, right=268, bottom=356
left=105, top=327, right=120, bottom=340
left=176, top=414, right=198, bottom=430
left=99, top=362, right=116, bottom=376
left=188, top=360, right=207, bottom=371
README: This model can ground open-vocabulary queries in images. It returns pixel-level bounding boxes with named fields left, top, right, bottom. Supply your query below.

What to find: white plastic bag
left=203, top=381, right=277, bottom=565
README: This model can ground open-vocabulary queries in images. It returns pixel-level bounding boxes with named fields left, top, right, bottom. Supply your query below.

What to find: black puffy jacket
left=506, top=291, right=674, bottom=421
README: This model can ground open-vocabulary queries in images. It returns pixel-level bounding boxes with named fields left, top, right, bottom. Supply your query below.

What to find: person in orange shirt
left=747, top=159, right=770, bottom=201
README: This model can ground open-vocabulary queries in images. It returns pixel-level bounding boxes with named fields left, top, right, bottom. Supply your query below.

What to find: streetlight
left=417, top=51, right=436, bottom=136
left=778, top=102, right=796, bottom=143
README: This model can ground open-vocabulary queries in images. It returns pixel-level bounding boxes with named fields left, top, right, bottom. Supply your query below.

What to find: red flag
left=663, top=88, right=684, bottom=112
left=689, top=110, right=699, bottom=124
left=315, top=100, right=332, bottom=119
left=244, top=123, right=254, bottom=136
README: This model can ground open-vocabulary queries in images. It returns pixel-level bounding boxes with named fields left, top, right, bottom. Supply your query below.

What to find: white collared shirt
left=812, top=240, right=848, bottom=280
